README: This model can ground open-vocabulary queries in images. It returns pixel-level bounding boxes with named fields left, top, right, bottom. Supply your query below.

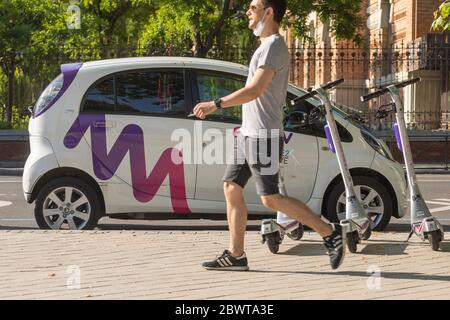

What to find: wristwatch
left=214, top=98, right=223, bottom=110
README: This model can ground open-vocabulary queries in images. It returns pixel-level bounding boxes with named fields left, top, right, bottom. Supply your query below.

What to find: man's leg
left=201, top=133, right=252, bottom=271
left=201, top=177, right=250, bottom=271
left=260, top=194, right=346, bottom=269
left=224, top=181, right=248, bottom=257
left=260, top=194, right=332, bottom=237
left=250, top=136, right=345, bottom=269
left=249, top=136, right=333, bottom=237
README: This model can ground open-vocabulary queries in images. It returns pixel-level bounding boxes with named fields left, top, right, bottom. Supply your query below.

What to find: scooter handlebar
left=291, top=78, right=344, bottom=105
left=395, top=77, right=421, bottom=89
left=360, top=88, right=389, bottom=102
left=292, top=91, right=315, bottom=105
left=360, top=77, right=421, bottom=102
left=322, top=78, right=345, bottom=91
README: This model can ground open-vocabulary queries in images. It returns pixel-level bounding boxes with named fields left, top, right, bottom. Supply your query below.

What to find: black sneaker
left=202, top=250, right=249, bottom=271
left=323, top=223, right=346, bottom=270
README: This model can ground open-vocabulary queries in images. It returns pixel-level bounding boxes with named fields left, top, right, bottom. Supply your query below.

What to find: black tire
left=347, top=230, right=359, bottom=253
left=324, top=176, right=393, bottom=231
left=35, top=177, right=102, bottom=230
left=288, top=224, right=304, bottom=241
left=266, top=232, right=282, bottom=254
left=427, top=230, right=442, bottom=251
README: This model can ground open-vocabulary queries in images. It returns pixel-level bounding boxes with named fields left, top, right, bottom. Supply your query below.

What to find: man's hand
left=193, top=101, right=217, bottom=119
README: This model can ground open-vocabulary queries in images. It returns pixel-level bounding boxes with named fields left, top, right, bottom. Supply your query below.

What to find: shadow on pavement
left=358, top=242, right=409, bottom=255
left=247, top=269, right=450, bottom=282
left=0, top=225, right=37, bottom=230
left=280, top=240, right=409, bottom=256
left=96, top=223, right=260, bottom=231
left=96, top=222, right=449, bottom=233
left=279, top=239, right=450, bottom=256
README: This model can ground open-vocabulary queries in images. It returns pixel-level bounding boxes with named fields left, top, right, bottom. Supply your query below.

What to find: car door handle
left=94, top=120, right=116, bottom=128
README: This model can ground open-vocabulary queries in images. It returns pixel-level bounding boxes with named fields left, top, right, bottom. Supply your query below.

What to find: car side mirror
left=28, top=100, right=36, bottom=115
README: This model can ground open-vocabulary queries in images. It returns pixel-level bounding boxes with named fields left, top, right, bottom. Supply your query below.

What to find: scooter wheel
left=288, top=225, right=304, bottom=241
left=360, top=228, right=372, bottom=241
left=428, top=230, right=442, bottom=251
left=266, top=232, right=282, bottom=254
left=347, top=230, right=359, bottom=253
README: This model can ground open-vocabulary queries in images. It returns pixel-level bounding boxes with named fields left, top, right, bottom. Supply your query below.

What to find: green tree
left=139, top=0, right=365, bottom=58
left=432, top=1, right=450, bottom=31
left=0, top=0, right=365, bottom=129
left=30, top=0, right=155, bottom=60
left=0, top=0, right=46, bottom=128
left=286, top=0, right=365, bottom=44
left=0, top=0, right=156, bottom=129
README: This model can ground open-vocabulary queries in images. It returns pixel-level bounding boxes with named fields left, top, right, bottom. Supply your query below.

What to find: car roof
left=81, top=56, right=249, bottom=76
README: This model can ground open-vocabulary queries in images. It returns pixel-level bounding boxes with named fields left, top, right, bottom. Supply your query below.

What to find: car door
left=77, top=68, right=196, bottom=212
left=278, top=92, right=319, bottom=202
left=190, top=70, right=260, bottom=202
left=192, top=69, right=319, bottom=204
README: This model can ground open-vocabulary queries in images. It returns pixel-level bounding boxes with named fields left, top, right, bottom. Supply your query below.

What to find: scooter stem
left=387, top=86, right=417, bottom=188
left=386, top=85, right=432, bottom=223
left=315, top=87, right=356, bottom=198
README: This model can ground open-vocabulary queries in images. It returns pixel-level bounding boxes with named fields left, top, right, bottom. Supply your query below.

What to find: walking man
left=193, top=0, right=346, bottom=270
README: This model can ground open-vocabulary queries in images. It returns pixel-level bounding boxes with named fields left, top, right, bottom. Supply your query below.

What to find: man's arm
left=192, top=66, right=275, bottom=119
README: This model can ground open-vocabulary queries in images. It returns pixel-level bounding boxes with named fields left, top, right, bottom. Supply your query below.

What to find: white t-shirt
left=240, top=33, right=290, bottom=138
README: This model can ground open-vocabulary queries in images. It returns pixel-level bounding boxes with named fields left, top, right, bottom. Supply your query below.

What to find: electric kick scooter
left=261, top=79, right=373, bottom=253
left=361, top=77, right=445, bottom=251
left=300, top=79, right=373, bottom=253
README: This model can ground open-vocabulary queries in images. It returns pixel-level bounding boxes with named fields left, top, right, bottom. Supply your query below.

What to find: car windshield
left=292, top=86, right=371, bottom=130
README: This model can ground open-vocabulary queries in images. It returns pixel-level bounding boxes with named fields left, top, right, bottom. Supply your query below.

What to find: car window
left=283, top=92, right=315, bottom=134
left=196, top=72, right=245, bottom=124
left=83, top=77, right=115, bottom=112
left=116, top=71, right=185, bottom=117
left=81, top=70, right=186, bottom=118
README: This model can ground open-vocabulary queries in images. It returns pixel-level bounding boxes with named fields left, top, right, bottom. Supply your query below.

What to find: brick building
left=281, top=0, right=449, bottom=130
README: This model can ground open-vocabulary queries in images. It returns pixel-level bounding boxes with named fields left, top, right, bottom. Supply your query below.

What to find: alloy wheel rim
left=43, top=187, right=91, bottom=230
left=336, top=185, right=385, bottom=228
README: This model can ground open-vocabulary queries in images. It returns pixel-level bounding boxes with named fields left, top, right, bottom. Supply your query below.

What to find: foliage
left=0, top=105, right=29, bottom=129
left=0, top=0, right=365, bottom=128
left=432, top=1, right=450, bottom=31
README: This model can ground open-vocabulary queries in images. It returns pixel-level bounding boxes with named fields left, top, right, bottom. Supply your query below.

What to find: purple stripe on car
left=63, top=113, right=191, bottom=213
left=33, top=62, right=83, bottom=118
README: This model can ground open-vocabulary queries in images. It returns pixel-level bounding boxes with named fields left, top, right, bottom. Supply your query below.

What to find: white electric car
left=23, top=57, right=407, bottom=230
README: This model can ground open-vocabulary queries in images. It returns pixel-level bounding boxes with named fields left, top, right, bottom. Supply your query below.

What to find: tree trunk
left=191, top=0, right=244, bottom=58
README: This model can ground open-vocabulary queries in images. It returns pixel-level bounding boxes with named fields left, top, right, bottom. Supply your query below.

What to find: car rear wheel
left=324, top=176, right=393, bottom=231
left=35, top=177, right=102, bottom=230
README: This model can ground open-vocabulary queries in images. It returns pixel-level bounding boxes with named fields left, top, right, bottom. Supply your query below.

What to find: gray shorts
left=222, top=134, right=284, bottom=196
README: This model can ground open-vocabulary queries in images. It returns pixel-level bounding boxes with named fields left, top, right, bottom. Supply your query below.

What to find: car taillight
left=34, top=74, right=64, bottom=116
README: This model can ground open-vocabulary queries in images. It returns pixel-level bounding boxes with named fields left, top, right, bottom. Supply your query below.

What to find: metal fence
left=1, top=33, right=449, bottom=131
left=288, top=33, right=450, bottom=131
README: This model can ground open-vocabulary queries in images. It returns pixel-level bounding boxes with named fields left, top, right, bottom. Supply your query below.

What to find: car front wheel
left=35, top=177, right=102, bottom=230
left=324, top=176, right=393, bottom=231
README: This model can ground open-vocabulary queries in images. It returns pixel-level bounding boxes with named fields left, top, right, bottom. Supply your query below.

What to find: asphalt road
left=1, top=174, right=449, bottom=231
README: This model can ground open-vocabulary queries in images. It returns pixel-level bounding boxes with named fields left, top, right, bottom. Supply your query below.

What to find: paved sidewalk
left=0, top=230, right=449, bottom=300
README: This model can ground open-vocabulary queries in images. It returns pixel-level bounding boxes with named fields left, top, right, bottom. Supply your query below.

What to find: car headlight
left=360, top=129, right=394, bottom=161
left=33, top=74, right=64, bottom=115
